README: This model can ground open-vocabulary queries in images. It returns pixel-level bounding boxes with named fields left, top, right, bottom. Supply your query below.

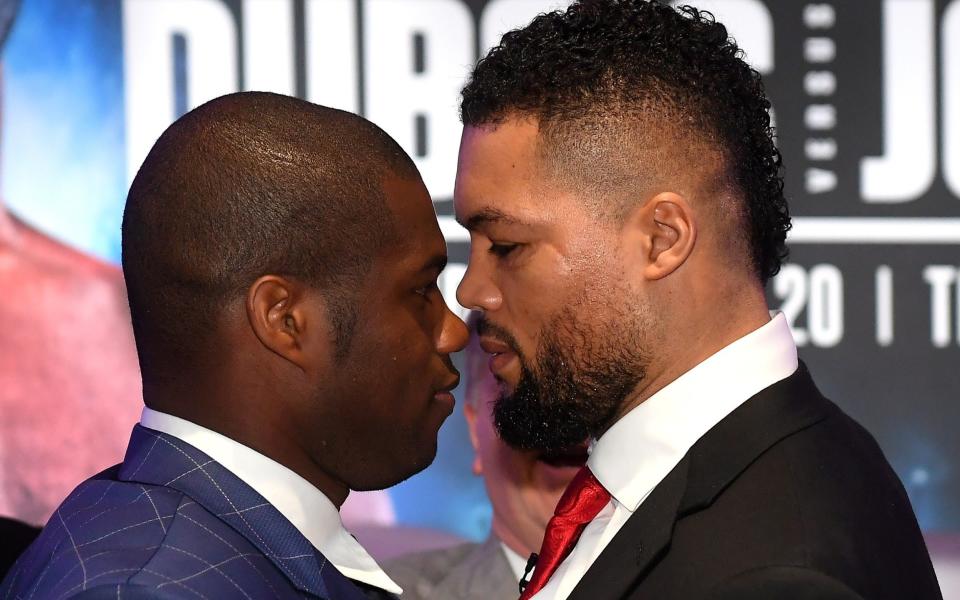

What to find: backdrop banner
left=1, top=0, right=957, bottom=536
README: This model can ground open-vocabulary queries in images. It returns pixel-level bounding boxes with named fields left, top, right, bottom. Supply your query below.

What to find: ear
left=628, top=191, right=697, bottom=281
left=245, top=275, right=318, bottom=370
left=463, top=401, right=483, bottom=476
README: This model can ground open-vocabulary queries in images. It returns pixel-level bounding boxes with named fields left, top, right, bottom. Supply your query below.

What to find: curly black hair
left=460, top=0, right=789, bottom=283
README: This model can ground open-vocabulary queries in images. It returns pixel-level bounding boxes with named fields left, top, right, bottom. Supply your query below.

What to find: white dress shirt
left=531, top=312, right=798, bottom=599
left=502, top=541, right=530, bottom=583
left=140, top=408, right=403, bottom=595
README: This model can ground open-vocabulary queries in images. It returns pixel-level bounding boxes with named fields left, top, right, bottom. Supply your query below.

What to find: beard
left=481, top=299, right=650, bottom=453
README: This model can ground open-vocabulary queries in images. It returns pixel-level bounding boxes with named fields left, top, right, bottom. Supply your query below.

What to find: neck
left=492, top=516, right=540, bottom=559
left=611, top=288, right=771, bottom=427
left=144, top=375, right=351, bottom=508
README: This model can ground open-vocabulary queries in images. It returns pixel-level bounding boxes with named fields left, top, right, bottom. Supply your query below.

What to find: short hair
left=0, top=0, right=20, bottom=52
left=460, top=0, right=789, bottom=283
left=122, top=92, right=418, bottom=383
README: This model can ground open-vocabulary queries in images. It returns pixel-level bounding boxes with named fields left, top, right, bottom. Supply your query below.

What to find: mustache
left=476, top=316, right=524, bottom=357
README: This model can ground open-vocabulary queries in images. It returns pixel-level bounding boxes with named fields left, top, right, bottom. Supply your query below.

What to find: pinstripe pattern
left=0, top=425, right=371, bottom=599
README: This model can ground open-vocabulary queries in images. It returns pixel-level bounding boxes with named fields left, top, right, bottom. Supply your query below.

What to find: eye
left=415, top=280, right=439, bottom=297
left=488, top=242, right=519, bottom=258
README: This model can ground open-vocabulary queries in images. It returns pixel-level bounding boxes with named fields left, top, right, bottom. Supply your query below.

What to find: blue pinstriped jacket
left=1, top=425, right=372, bottom=599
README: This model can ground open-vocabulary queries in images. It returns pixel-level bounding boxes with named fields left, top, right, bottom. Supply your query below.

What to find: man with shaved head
left=455, top=1, right=940, bottom=599
left=3, top=91, right=467, bottom=599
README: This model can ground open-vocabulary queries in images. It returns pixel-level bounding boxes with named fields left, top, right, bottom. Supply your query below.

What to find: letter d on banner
left=123, top=0, right=238, bottom=186
left=364, top=0, right=473, bottom=201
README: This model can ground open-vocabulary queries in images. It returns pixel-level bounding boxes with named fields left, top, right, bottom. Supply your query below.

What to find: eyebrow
left=458, top=207, right=527, bottom=231
left=420, top=253, right=448, bottom=275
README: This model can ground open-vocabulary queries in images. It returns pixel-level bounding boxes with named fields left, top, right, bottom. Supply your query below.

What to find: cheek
left=497, top=263, right=572, bottom=340
left=364, top=319, right=435, bottom=390
left=500, top=260, right=608, bottom=357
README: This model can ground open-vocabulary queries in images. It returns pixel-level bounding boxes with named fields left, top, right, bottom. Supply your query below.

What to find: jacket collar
left=117, top=425, right=369, bottom=600
left=567, top=363, right=829, bottom=600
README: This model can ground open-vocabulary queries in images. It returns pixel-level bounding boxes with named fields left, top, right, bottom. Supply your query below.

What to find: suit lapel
left=678, top=363, right=828, bottom=516
left=568, top=363, right=830, bottom=599
left=567, top=457, right=689, bottom=600
left=118, top=425, right=348, bottom=599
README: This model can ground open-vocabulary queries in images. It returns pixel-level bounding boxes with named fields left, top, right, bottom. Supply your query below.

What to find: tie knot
left=554, top=466, right=611, bottom=524
left=518, top=466, right=613, bottom=600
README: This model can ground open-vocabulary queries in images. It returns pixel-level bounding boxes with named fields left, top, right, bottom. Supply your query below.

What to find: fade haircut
left=122, top=92, right=418, bottom=384
left=460, top=0, right=790, bottom=283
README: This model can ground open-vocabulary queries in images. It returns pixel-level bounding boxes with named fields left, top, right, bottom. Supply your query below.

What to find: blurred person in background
left=0, top=0, right=142, bottom=526
left=387, top=311, right=588, bottom=599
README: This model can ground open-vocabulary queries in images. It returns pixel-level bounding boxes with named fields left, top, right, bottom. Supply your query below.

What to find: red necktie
left=520, top=466, right=612, bottom=599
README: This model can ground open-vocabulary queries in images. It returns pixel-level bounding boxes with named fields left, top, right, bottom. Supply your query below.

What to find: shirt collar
left=588, top=312, right=798, bottom=512
left=139, top=407, right=402, bottom=595
left=500, top=540, right=529, bottom=582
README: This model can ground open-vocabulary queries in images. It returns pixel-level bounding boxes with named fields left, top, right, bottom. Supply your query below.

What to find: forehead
left=378, top=175, right=447, bottom=271
left=454, top=120, right=549, bottom=221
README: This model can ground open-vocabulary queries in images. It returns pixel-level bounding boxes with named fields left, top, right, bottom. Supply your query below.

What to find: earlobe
left=246, top=275, right=311, bottom=369
left=640, top=192, right=697, bottom=280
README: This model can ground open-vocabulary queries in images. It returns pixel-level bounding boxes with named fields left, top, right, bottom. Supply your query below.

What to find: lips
left=479, top=337, right=512, bottom=355
left=431, top=371, right=460, bottom=409
left=435, top=373, right=460, bottom=394
left=479, top=336, right=519, bottom=377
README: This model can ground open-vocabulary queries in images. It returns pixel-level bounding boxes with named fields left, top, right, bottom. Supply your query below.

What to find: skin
left=145, top=174, right=469, bottom=507
left=454, top=117, right=771, bottom=434
left=462, top=331, right=583, bottom=558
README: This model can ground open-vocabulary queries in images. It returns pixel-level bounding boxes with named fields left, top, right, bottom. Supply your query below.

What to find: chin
left=351, top=443, right=438, bottom=491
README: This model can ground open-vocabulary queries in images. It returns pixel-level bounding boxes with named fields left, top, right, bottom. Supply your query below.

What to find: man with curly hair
left=454, top=1, right=941, bottom=598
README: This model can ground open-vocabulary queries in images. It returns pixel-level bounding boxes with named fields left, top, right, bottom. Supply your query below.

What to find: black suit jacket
left=567, top=364, right=942, bottom=600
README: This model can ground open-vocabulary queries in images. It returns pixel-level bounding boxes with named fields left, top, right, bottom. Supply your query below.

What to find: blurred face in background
left=462, top=313, right=588, bottom=557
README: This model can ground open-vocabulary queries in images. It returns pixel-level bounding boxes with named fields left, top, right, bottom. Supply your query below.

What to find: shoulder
left=386, top=541, right=479, bottom=572
left=768, top=397, right=919, bottom=528
left=384, top=542, right=480, bottom=598
left=704, top=566, right=865, bottom=600
left=62, top=583, right=182, bottom=599
left=3, top=479, right=188, bottom=597
left=3, top=479, right=292, bottom=599
left=686, top=393, right=939, bottom=596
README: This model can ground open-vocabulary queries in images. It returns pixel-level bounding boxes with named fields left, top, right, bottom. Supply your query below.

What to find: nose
left=456, top=261, right=502, bottom=312
left=437, top=303, right=469, bottom=355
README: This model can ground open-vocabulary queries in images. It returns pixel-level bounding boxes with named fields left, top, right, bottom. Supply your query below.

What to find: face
left=463, top=330, right=587, bottom=555
left=455, top=119, right=652, bottom=453
left=303, top=175, right=468, bottom=491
